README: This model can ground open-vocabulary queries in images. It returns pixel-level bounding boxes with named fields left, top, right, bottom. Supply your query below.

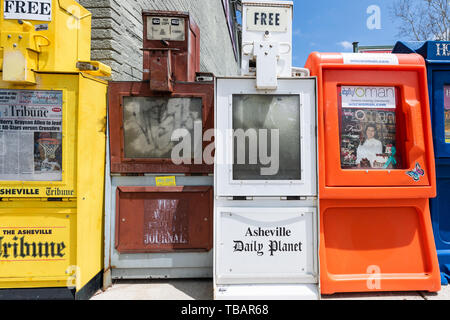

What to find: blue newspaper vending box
left=393, top=41, right=450, bottom=284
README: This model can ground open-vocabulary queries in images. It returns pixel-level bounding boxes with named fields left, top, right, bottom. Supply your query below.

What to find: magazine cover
left=445, top=85, right=450, bottom=143
left=339, top=86, right=399, bottom=169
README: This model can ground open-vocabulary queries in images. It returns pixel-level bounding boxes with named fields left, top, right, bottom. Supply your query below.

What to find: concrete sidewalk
left=91, top=279, right=450, bottom=300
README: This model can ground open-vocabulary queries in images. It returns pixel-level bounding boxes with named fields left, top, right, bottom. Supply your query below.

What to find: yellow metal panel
left=75, top=74, right=107, bottom=291
left=0, top=1, right=108, bottom=77
left=57, top=0, right=92, bottom=63
left=0, top=1, right=110, bottom=296
left=0, top=73, right=78, bottom=198
left=0, top=280, right=68, bottom=289
left=0, top=209, right=76, bottom=286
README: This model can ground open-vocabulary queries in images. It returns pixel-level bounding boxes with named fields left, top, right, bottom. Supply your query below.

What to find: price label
left=155, top=176, right=177, bottom=187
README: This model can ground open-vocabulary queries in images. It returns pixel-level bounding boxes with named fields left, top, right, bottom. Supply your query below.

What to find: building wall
left=78, top=0, right=240, bottom=81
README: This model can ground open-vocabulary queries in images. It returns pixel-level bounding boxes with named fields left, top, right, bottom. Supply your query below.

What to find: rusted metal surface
left=108, top=81, right=214, bottom=174
left=115, top=186, right=213, bottom=253
left=142, top=11, right=200, bottom=85
left=148, top=49, right=174, bottom=92
left=107, top=11, right=213, bottom=174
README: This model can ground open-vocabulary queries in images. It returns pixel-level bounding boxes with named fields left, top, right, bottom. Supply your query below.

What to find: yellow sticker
left=155, top=176, right=177, bottom=187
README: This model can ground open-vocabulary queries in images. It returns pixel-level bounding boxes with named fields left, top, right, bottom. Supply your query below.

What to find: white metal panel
left=241, top=0, right=293, bottom=77
left=254, top=41, right=279, bottom=89
left=215, top=283, right=319, bottom=300
left=146, top=16, right=186, bottom=41
left=245, top=6, right=289, bottom=33
left=215, top=77, right=317, bottom=197
left=3, top=0, right=52, bottom=21
left=215, top=207, right=317, bottom=285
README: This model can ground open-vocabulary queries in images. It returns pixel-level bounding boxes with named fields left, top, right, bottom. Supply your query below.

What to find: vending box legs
left=0, top=73, right=108, bottom=299
left=306, top=52, right=441, bottom=294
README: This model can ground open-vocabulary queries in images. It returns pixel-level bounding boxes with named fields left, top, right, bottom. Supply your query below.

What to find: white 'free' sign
left=4, top=0, right=52, bottom=21
left=246, top=6, right=288, bottom=32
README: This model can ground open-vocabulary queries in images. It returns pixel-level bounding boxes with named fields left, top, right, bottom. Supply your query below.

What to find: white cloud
left=337, top=41, right=353, bottom=50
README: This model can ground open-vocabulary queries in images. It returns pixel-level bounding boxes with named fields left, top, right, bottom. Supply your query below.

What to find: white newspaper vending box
left=214, top=0, right=319, bottom=300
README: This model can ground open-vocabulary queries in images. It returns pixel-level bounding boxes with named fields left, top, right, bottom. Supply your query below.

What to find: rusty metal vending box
left=104, top=11, right=215, bottom=285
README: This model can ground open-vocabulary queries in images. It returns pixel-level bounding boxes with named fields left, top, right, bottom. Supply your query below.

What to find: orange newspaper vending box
left=305, top=52, right=441, bottom=294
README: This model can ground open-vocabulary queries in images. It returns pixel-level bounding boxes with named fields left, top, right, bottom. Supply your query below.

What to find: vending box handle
left=33, top=35, right=51, bottom=51
left=279, top=42, right=291, bottom=55
left=405, top=99, right=426, bottom=162
left=242, top=42, right=254, bottom=56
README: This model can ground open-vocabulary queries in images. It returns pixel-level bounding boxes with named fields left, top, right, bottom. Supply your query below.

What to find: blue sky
left=291, top=0, right=407, bottom=67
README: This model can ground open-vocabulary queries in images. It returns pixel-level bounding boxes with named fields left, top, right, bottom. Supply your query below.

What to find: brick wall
left=78, top=0, right=240, bottom=80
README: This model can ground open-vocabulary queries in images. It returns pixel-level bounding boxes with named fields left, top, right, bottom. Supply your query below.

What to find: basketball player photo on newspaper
left=0, top=89, right=63, bottom=181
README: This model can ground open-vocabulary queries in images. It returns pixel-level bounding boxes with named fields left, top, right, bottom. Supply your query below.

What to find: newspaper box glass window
left=445, top=85, right=450, bottom=144
left=232, top=94, right=301, bottom=180
left=0, top=89, right=63, bottom=181
left=122, top=96, right=202, bottom=159
left=215, top=78, right=316, bottom=197
left=338, top=86, right=403, bottom=170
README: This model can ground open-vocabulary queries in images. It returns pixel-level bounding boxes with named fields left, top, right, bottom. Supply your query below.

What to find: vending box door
left=0, top=74, right=79, bottom=198
left=305, top=53, right=436, bottom=196
left=323, top=69, right=433, bottom=188
left=215, top=77, right=317, bottom=197
left=108, top=81, right=214, bottom=174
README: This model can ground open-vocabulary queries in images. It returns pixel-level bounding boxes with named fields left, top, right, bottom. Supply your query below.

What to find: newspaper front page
left=0, top=89, right=63, bottom=181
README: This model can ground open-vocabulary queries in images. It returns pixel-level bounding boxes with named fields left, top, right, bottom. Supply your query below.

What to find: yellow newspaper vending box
left=0, top=0, right=110, bottom=299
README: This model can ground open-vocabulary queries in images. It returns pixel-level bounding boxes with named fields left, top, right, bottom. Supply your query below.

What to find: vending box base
left=215, top=284, right=319, bottom=300
left=0, top=271, right=102, bottom=300
left=104, top=176, right=214, bottom=284
left=320, top=198, right=441, bottom=294
left=214, top=202, right=319, bottom=300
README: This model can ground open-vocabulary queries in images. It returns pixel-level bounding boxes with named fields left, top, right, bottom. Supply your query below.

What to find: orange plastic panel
left=305, top=52, right=440, bottom=294
left=305, top=52, right=436, bottom=199
left=320, top=199, right=441, bottom=294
